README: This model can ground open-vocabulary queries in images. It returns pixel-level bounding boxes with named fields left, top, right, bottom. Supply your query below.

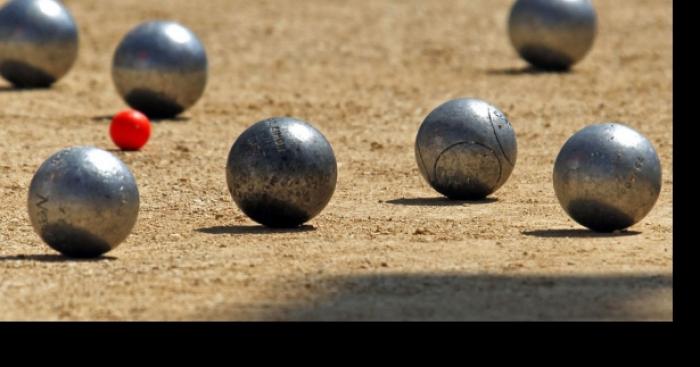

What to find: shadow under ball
left=27, top=147, right=140, bottom=258
left=226, top=117, right=337, bottom=228
left=0, top=0, right=78, bottom=87
left=553, top=123, right=662, bottom=232
left=415, top=98, right=517, bottom=200
left=508, top=0, right=597, bottom=70
left=112, top=21, right=207, bottom=118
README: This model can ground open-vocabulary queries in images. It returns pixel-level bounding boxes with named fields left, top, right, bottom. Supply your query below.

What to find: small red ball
left=110, top=109, right=151, bottom=151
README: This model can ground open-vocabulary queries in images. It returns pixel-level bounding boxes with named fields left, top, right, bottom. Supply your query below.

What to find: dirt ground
left=0, top=0, right=672, bottom=321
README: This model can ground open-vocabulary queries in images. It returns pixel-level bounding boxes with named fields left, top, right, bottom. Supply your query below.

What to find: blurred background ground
left=0, top=0, right=672, bottom=320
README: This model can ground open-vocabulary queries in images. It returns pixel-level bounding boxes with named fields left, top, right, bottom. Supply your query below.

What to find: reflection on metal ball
left=508, top=0, right=597, bottom=70
left=28, top=146, right=140, bottom=257
left=0, top=0, right=78, bottom=87
left=415, top=98, right=517, bottom=200
left=112, top=21, right=207, bottom=118
left=226, top=117, right=337, bottom=227
left=553, top=123, right=662, bottom=232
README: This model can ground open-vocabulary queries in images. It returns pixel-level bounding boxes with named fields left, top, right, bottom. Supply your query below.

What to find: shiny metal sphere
left=415, top=98, right=517, bottom=200
left=27, top=146, right=140, bottom=258
left=0, top=0, right=78, bottom=87
left=508, top=0, right=597, bottom=70
left=553, top=123, right=662, bottom=232
left=226, top=117, right=337, bottom=228
left=112, top=21, right=207, bottom=118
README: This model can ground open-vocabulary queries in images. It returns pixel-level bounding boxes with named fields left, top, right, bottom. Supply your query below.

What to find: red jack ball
left=110, top=109, right=151, bottom=151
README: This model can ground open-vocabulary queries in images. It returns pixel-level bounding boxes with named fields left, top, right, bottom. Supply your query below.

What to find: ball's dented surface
left=508, top=0, right=597, bottom=70
left=0, top=0, right=78, bottom=87
left=226, top=117, right=337, bottom=228
left=553, top=123, right=662, bottom=232
left=112, top=21, right=207, bottom=118
left=28, top=147, right=140, bottom=258
left=415, top=98, right=517, bottom=200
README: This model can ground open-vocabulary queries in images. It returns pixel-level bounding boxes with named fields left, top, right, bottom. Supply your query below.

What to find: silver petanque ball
left=415, top=98, right=517, bottom=200
left=27, top=146, right=140, bottom=258
left=553, top=123, right=662, bottom=232
left=0, top=0, right=78, bottom=87
left=226, top=117, right=337, bottom=228
left=112, top=21, right=207, bottom=118
left=508, top=0, right=597, bottom=70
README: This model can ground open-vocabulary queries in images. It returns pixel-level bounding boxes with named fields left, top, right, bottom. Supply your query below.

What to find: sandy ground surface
left=0, top=0, right=672, bottom=321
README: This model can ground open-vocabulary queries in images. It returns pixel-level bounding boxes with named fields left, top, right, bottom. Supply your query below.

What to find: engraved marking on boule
left=488, top=108, right=514, bottom=167
left=433, top=141, right=503, bottom=195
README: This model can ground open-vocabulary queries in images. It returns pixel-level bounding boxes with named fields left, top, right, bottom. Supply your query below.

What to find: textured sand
left=0, top=0, right=672, bottom=320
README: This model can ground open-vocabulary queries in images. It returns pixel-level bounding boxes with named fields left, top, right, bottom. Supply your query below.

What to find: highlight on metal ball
left=508, top=0, right=597, bottom=70
left=112, top=20, right=208, bottom=119
left=553, top=123, right=662, bottom=232
left=27, top=146, right=140, bottom=258
left=0, top=0, right=79, bottom=88
left=226, top=117, right=338, bottom=228
left=415, top=98, right=517, bottom=200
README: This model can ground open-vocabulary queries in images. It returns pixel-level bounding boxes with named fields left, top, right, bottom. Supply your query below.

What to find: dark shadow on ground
left=0, top=253, right=117, bottom=262
left=105, top=148, right=142, bottom=153
left=522, top=229, right=642, bottom=238
left=229, top=273, right=672, bottom=321
left=91, top=115, right=190, bottom=123
left=150, top=116, right=190, bottom=123
left=386, top=197, right=498, bottom=206
left=91, top=115, right=113, bottom=122
left=0, top=85, right=51, bottom=93
left=196, top=224, right=316, bottom=235
left=485, top=65, right=573, bottom=75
